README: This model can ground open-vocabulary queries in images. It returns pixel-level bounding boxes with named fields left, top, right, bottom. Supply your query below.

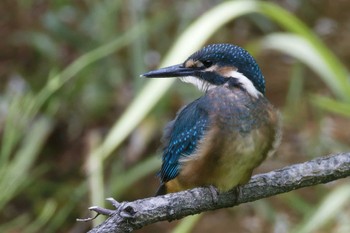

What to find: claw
left=233, top=186, right=241, bottom=202
left=208, top=185, right=219, bottom=204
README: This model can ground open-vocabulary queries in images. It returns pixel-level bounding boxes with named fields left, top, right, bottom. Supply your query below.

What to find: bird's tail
left=155, top=183, right=167, bottom=196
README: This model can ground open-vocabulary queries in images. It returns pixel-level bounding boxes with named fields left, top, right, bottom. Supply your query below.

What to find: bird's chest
left=178, top=88, right=278, bottom=191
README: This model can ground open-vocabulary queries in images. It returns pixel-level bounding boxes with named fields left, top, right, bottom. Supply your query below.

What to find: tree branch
left=85, top=152, right=350, bottom=233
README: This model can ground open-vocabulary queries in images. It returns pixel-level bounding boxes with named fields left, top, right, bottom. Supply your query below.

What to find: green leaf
left=293, top=185, right=350, bottom=233
left=257, top=33, right=348, bottom=100
left=311, top=95, right=350, bottom=117
left=0, top=117, right=53, bottom=209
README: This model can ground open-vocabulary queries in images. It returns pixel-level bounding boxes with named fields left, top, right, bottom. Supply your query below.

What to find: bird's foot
left=77, top=197, right=132, bottom=222
left=208, top=185, right=220, bottom=204
left=232, top=186, right=241, bottom=203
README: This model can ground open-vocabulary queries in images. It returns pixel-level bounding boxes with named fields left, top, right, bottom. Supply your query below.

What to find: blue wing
left=159, top=98, right=210, bottom=182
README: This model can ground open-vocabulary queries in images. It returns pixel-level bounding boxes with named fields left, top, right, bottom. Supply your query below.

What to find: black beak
left=141, top=64, right=201, bottom=78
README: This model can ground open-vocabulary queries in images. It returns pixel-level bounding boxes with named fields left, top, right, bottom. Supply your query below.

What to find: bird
left=142, top=43, right=281, bottom=196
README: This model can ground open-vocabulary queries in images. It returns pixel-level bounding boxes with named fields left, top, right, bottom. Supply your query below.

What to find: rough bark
left=85, top=152, right=350, bottom=233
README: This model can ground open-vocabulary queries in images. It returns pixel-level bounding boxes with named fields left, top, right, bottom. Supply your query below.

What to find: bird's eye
left=202, top=60, right=213, bottom=68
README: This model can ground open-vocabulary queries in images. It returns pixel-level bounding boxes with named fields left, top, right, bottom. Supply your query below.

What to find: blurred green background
left=1, top=0, right=350, bottom=232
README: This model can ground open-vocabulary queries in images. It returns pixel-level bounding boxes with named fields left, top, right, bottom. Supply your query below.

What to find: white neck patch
left=227, top=70, right=262, bottom=98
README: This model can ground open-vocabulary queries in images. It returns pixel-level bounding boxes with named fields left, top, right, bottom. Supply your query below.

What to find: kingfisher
left=142, top=43, right=281, bottom=195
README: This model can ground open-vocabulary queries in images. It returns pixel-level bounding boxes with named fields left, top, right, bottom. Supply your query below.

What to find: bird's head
left=142, top=44, right=265, bottom=98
